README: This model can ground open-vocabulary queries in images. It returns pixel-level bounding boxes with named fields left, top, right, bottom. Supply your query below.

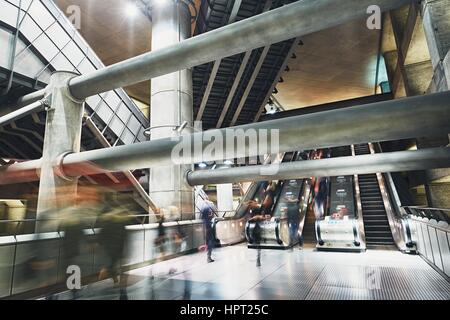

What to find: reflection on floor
left=48, top=244, right=450, bottom=300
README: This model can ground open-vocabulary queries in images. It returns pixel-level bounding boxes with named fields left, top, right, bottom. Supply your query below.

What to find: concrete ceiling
left=276, top=18, right=382, bottom=110
left=54, top=1, right=402, bottom=116
left=54, top=0, right=152, bottom=103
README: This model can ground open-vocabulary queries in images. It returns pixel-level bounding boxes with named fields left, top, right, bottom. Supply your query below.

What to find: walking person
left=247, top=200, right=265, bottom=267
left=200, top=199, right=217, bottom=263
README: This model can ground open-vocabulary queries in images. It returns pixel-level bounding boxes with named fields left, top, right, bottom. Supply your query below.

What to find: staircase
left=354, top=144, right=394, bottom=246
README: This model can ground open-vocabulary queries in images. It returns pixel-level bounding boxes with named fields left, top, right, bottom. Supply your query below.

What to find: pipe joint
left=54, top=151, right=78, bottom=181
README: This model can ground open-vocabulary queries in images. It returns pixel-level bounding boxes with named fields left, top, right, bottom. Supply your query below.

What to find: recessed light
left=125, top=3, right=139, bottom=17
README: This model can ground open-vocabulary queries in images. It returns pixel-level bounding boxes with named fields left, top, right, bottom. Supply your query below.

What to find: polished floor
left=48, top=245, right=450, bottom=300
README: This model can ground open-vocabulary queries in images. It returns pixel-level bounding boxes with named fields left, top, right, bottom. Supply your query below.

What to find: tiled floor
left=50, top=244, right=450, bottom=300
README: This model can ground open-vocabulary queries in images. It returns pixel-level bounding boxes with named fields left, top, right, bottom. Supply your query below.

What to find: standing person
left=286, top=196, right=302, bottom=250
left=247, top=201, right=265, bottom=267
left=314, top=177, right=329, bottom=220
left=261, top=182, right=276, bottom=217
left=200, top=199, right=217, bottom=263
left=154, top=210, right=167, bottom=258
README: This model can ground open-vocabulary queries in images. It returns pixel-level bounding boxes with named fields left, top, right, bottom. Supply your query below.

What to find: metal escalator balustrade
left=354, top=144, right=395, bottom=246
left=315, top=146, right=364, bottom=251
left=245, top=151, right=314, bottom=249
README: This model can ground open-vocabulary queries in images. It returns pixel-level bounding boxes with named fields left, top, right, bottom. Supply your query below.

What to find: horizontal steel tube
left=15, top=89, right=46, bottom=109
left=0, top=101, right=45, bottom=127
left=187, top=148, right=450, bottom=185
left=14, top=0, right=411, bottom=104
left=0, top=90, right=449, bottom=185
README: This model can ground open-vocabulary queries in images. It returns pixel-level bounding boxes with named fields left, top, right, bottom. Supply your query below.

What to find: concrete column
left=150, top=0, right=194, bottom=217
left=420, top=0, right=450, bottom=207
left=36, top=71, right=85, bottom=232
left=421, top=0, right=450, bottom=90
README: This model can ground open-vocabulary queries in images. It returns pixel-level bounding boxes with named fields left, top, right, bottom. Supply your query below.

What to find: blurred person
left=200, top=198, right=217, bottom=263
left=314, top=177, right=328, bottom=219
left=154, top=209, right=167, bottom=259
left=173, top=219, right=191, bottom=299
left=261, top=181, right=277, bottom=217
left=59, top=185, right=102, bottom=299
left=285, top=196, right=302, bottom=250
left=97, top=203, right=131, bottom=300
left=247, top=201, right=266, bottom=267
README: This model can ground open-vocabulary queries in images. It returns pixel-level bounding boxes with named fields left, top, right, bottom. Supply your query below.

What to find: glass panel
left=86, top=95, right=102, bottom=111
left=45, top=21, right=70, bottom=49
left=0, top=1, right=19, bottom=27
left=20, top=15, right=42, bottom=42
left=96, top=101, right=113, bottom=122
left=20, top=0, right=35, bottom=10
left=128, top=116, right=141, bottom=134
left=14, top=43, right=47, bottom=79
left=62, top=40, right=85, bottom=67
left=105, top=92, right=121, bottom=110
left=116, top=103, right=131, bottom=123
left=76, top=58, right=95, bottom=74
left=33, top=33, right=59, bottom=61
left=109, top=117, right=125, bottom=135
left=121, top=129, right=135, bottom=145
left=28, top=0, right=55, bottom=30
left=36, top=67, right=52, bottom=84
left=137, top=127, right=147, bottom=142
left=0, top=27, right=13, bottom=68
left=51, top=52, right=74, bottom=70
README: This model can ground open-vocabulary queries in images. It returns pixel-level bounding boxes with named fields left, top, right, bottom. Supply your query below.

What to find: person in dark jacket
left=248, top=201, right=266, bottom=267
left=286, top=196, right=301, bottom=249
left=200, top=200, right=217, bottom=263
left=97, top=205, right=130, bottom=300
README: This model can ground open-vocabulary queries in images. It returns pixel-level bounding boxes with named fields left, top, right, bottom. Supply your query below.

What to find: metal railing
left=0, top=212, right=217, bottom=237
left=403, top=206, right=450, bottom=224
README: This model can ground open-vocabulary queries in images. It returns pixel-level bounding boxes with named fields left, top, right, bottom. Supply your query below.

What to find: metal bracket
left=54, top=151, right=77, bottom=181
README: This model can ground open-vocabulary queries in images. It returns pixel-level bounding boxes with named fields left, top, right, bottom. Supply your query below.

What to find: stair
left=354, top=144, right=394, bottom=246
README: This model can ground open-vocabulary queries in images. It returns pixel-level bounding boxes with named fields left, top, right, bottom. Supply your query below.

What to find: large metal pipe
left=0, top=100, right=45, bottom=127
left=1, top=90, right=449, bottom=185
left=187, top=148, right=450, bottom=186
left=15, top=0, right=412, bottom=105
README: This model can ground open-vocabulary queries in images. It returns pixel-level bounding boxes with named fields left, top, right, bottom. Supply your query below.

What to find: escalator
left=354, top=144, right=395, bottom=247
left=211, top=153, right=287, bottom=246
left=315, top=147, right=364, bottom=251
left=245, top=152, right=313, bottom=249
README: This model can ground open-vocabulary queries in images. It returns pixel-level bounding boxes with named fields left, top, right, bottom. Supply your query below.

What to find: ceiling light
left=125, top=3, right=139, bottom=17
